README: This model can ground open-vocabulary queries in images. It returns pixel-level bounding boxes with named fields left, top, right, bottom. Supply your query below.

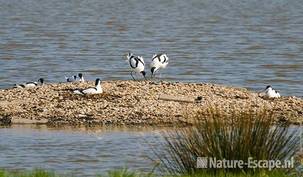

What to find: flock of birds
left=12, top=52, right=281, bottom=98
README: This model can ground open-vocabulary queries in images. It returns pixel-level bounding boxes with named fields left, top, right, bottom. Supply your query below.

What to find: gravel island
left=0, top=80, right=302, bottom=125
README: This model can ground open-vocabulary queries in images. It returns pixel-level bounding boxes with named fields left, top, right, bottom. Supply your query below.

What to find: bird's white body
left=79, top=76, right=85, bottom=83
left=265, top=86, right=280, bottom=98
left=73, top=79, right=102, bottom=95
left=78, top=73, right=85, bottom=83
left=126, top=53, right=146, bottom=80
left=127, top=53, right=145, bottom=73
left=150, top=53, right=169, bottom=75
left=65, top=75, right=77, bottom=82
left=14, top=78, right=44, bottom=88
left=15, top=82, right=37, bottom=88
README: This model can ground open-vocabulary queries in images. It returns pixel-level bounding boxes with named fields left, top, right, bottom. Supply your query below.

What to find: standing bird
left=78, top=73, right=85, bottom=83
left=263, top=85, right=281, bottom=98
left=73, top=78, right=103, bottom=95
left=14, top=78, right=44, bottom=88
left=125, top=53, right=146, bottom=80
left=65, top=75, right=77, bottom=82
left=150, top=53, right=169, bottom=78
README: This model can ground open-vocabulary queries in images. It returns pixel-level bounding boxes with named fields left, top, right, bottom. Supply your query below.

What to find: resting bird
left=150, top=53, right=169, bottom=78
left=14, top=78, right=44, bottom=88
left=65, top=75, right=77, bottom=82
left=78, top=73, right=85, bottom=82
left=73, top=78, right=102, bottom=95
left=125, top=52, right=146, bottom=80
left=263, top=85, right=281, bottom=98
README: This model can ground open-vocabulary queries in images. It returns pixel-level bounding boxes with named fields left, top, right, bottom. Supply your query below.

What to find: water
left=0, top=0, right=302, bottom=175
left=0, top=0, right=302, bottom=96
left=0, top=125, right=164, bottom=176
left=0, top=125, right=302, bottom=176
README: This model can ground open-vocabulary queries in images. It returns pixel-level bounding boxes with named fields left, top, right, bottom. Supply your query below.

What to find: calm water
left=0, top=125, right=164, bottom=176
left=0, top=0, right=302, bottom=175
left=0, top=0, right=302, bottom=95
left=0, top=125, right=302, bottom=176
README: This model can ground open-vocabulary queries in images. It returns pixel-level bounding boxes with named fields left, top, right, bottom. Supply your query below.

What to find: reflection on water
left=0, top=125, right=165, bottom=176
left=0, top=0, right=302, bottom=96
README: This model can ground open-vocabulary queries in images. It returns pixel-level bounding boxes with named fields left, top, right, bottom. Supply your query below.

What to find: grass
left=0, top=169, right=58, bottom=177
left=0, top=169, right=297, bottom=177
left=152, top=106, right=300, bottom=175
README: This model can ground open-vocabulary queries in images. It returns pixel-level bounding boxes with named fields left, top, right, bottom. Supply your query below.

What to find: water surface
left=0, top=125, right=163, bottom=176
left=0, top=0, right=302, bottom=95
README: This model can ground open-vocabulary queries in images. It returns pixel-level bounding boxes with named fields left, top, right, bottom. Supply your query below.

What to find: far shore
left=0, top=80, right=302, bottom=126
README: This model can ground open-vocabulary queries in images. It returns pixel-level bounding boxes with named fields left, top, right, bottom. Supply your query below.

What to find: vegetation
left=0, top=169, right=296, bottom=177
left=1, top=107, right=301, bottom=177
left=153, top=106, right=300, bottom=175
left=0, top=169, right=59, bottom=177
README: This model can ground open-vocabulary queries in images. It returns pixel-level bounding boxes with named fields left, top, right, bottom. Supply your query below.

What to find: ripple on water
left=0, top=125, right=166, bottom=176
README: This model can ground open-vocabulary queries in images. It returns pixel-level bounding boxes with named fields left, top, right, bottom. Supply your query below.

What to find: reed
left=153, top=106, right=300, bottom=175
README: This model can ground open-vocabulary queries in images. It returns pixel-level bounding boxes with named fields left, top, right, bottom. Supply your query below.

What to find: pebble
left=0, top=80, right=302, bottom=125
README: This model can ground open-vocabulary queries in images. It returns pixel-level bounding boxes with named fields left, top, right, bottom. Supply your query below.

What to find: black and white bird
left=65, top=75, right=77, bottom=82
left=14, top=78, right=44, bottom=88
left=150, top=53, right=169, bottom=78
left=78, top=73, right=85, bottom=83
left=262, top=85, right=281, bottom=98
left=73, top=78, right=103, bottom=95
left=125, top=52, right=146, bottom=80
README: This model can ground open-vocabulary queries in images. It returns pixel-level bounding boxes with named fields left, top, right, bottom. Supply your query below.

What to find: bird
left=78, top=73, right=85, bottom=83
left=263, top=85, right=281, bottom=98
left=14, top=78, right=44, bottom=88
left=65, top=75, right=77, bottom=82
left=125, top=52, right=146, bottom=80
left=150, top=53, right=169, bottom=78
left=73, top=78, right=103, bottom=95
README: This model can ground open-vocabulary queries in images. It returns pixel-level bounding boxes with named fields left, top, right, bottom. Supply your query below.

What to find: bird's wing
left=164, top=54, right=169, bottom=63
left=82, top=87, right=97, bottom=94
left=25, top=81, right=37, bottom=85
left=14, top=84, right=25, bottom=88
left=73, top=89, right=84, bottom=95
left=137, top=56, right=145, bottom=65
left=160, top=54, right=168, bottom=63
left=129, top=58, right=138, bottom=68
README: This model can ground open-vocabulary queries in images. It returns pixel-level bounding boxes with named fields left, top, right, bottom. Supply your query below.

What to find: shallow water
left=0, top=0, right=302, bottom=96
left=0, top=125, right=165, bottom=176
left=0, top=125, right=302, bottom=176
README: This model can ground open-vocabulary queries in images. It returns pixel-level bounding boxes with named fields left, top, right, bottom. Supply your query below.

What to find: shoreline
left=0, top=80, right=302, bottom=126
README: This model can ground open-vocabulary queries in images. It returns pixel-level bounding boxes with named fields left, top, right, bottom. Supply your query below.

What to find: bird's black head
left=38, top=78, right=44, bottom=84
left=78, top=73, right=83, bottom=78
left=151, top=67, right=156, bottom=75
left=73, top=75, right=77, bottom=80
left=265, top=85, right=272, bottom=90
left=141, top=71, right=146, bottom=78
left=95, top=78, right=101, bottom=86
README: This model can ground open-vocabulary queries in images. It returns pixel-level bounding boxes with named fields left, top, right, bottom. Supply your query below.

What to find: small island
left=0, top=80, right=302, bottom=126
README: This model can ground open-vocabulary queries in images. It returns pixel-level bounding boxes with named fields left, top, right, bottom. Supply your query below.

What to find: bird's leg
left=130, top=71, right=136, bottom=81
left=152, top=72, right=157, bottom=79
